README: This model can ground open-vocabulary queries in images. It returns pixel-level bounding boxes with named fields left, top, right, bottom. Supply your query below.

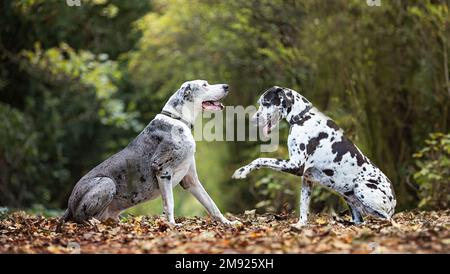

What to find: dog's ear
left=276, top=87, right=293, bottom=112
left=181, top=84, right=193, bottom=100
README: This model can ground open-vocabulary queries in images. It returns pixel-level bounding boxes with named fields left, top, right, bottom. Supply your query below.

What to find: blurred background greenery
left=0, top=0, right=449, bottom=217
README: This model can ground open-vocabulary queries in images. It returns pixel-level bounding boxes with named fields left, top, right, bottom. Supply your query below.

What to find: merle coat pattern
left=233, top=86, right=396, bottom=228
left=59, top=80, right=236, bottom=229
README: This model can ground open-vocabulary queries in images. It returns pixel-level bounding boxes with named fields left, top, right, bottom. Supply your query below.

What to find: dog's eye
left=202, top=83, right=207, bottom=87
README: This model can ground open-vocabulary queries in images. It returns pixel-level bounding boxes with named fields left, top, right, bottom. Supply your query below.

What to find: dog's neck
left=285, top=101, right=314, bottom=126
left=161, top=94, right=201, bottom=128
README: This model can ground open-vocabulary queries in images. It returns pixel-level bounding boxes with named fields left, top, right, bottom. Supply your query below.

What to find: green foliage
left=0, top=0, right=150, bottom=208
left=21, top=42, right=141, bottom=131
left=254, top=174, right=296, bottom=212
left=129, top=0, right=450, bottom=212
left=0, top=103, right=45, bottom=206
left=0, top=0, right=449, bottom=214
left=413, top=133, right=450, bottom=210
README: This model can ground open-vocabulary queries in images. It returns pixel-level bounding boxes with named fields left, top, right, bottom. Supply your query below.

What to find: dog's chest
left=171, top=129, right=196, bottom=185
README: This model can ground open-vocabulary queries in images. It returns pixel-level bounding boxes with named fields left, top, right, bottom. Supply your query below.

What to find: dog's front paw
left=290, top=222, right=307, bottom=231
left=222, top=219, right=243, bottom=227
left=232, top=166, right=251, bottom=179
left=169, top=222, right=182, bottom=228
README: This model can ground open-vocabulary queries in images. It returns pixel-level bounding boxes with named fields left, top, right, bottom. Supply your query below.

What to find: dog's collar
left=160, top=110, right=194, bottom=130
left=288, top=104, right=314, bottom=125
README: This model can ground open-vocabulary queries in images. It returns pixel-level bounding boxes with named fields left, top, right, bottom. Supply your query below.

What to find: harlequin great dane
left=58, top=80, right=236, bottom=230
left=233, top=86, right=396, bottom=229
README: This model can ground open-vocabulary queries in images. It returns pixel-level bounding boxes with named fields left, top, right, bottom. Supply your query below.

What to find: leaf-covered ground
left=0, top=210, right=449, bottom=254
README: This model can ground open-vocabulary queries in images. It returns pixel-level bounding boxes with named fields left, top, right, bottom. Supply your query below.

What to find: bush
left=0, top=103, right=46, bottom=207
left=413, top=132, right=450, bottom=209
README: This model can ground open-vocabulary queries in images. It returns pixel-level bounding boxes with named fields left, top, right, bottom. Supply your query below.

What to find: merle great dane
left=233, top=86, right=396, bottom=229
left=58, top=80, right=237, bottom=229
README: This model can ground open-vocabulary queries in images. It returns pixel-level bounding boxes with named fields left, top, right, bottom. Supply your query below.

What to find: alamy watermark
left=366, top=0, right=382, bottom=7
left=171, top=105, right=280, bottom=153
left=66, top=0, right=81, bottom=7
left=67, top=241, right=81, bottom=254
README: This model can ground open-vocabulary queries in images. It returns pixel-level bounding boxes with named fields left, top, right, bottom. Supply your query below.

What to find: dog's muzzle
left=201, top=85, right=229, bottom=111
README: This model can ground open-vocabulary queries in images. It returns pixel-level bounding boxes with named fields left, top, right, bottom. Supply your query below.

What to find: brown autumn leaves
left=0, top=210, right=449, bottom=254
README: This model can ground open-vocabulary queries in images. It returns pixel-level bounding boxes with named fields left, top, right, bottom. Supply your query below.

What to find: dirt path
left=0, top=210, right=449, bottom=254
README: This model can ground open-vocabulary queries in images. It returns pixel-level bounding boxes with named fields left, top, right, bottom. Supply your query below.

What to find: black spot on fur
left=261, top=87, right=281, bottom=106
left=299, top=143, right=305, bottom=151
left=160, top=174, right=172, bottom=180
left=326, top=119, right=340, bottom=131
left=290, top=115, right=311, bottom=126
left=344, top=190, right=354, bottom=196
left=281, top=97, right=292, bottom=114
left=331, top=136, right=367, bottom=166
left=323, top=169, right=334, bottom=176
left=282, top=164, right=305, bottom=176
left=366, top=183, right=378, bottom=189
left=368, top=179, right=379, bottom=185
left=306, top=132, right=329, bottom=155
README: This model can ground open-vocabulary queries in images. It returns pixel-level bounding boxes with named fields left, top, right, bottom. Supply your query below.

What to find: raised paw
left=232, top=166, right=251, bottom=179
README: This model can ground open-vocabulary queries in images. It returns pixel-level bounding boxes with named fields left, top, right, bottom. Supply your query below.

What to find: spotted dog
left=58, top=80, right=236, bottom=230
left=233, top=86, right=396, bottom=229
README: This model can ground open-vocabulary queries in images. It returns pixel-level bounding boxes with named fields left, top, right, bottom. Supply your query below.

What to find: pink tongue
left=202, top=101, right=224, bottom=110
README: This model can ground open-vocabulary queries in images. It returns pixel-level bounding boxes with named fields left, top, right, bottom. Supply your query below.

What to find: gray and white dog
left=233, top=86, right=396, bottom=229
left=58, top=80, right=235, bottom=228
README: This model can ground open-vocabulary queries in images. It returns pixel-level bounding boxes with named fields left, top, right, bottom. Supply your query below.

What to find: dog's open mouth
left=202, top=100, right=224, bottom=111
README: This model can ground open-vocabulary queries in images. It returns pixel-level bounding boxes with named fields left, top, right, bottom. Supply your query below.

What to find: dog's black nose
left=223, top=84, right=229, bottom=91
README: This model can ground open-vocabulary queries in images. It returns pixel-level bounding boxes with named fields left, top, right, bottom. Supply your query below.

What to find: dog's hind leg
left=55, top=208, right=71, bottom=232
left=69, top=177, right=116, bottom=223
left=348, top=203, right=364, bottom=224
left=353, top=182, right=395, bottom=220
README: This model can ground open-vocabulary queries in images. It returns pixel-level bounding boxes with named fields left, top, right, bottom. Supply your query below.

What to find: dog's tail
left=55, top=208, right=71, bottom=233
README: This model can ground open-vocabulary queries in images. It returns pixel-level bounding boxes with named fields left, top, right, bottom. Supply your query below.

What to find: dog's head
left=164, top=80, right=229, bottom=122
left=253, top=86, right=310, bottom=136
left=172, top=80, right=229, bottom=110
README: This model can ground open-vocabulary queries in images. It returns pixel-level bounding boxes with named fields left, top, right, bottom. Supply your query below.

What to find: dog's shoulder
left=144, top=115, right=191, bottom=137
left=144, top=115, right=195, bottom=149
left=290, top=109, right=342, bottom=137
